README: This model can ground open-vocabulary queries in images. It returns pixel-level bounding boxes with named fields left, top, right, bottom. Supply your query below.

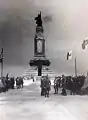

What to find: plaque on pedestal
left=34, top=35, right=45, bottom=57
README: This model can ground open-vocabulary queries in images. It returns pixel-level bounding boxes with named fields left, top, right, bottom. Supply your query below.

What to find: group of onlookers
left=40, top=75, right=86, bottom=97
left=0, top=74, right=24, bottom=93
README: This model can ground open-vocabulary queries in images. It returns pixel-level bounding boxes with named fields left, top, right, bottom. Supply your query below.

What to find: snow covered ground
left=0, top=79, right=88, bottom=120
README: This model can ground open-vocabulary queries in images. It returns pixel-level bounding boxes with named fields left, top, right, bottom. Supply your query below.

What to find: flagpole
left=75, top=57, right=77, bottom=77
left=1, top=48, right=4, bottom=86
left=1, top=56, right=3, bottom=81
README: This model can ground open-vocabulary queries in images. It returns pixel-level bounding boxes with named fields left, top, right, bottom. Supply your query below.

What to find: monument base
left=29, top=57, right=51, bottom=76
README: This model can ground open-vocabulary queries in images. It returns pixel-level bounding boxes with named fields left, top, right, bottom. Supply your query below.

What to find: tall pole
left=75, top=57, right=77, bottom=77
left=1, top=56, right=3, bottom=81
left=1, top=48, right=4, bottom=86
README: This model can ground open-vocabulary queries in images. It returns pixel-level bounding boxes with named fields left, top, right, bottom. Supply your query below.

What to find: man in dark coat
left=61, top=75, right=67, bottom=95
left=40, top=76, right=51, bottom=97
left=40, top=76, right=45, bottom=96
left=10, top=77, right=15, bottom=89
left=54, top=77, right=60, bottom=94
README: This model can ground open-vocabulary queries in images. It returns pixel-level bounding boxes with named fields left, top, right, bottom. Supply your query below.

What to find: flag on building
left=67, top=51, right=72, bottom=60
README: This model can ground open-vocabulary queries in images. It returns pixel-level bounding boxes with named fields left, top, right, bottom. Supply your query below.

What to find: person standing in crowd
left=54, top=77, right=59, bottom=94
left=61, top=75, right=67, bottom=95
left=10, top=77, right=15, bottom=89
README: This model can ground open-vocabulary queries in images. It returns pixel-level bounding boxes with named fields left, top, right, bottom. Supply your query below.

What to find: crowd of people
left=0, top=74, right=24, bottom=93
left=0, top=73, right=86, bottom=97
left=40, top=75, right=85, bottom=97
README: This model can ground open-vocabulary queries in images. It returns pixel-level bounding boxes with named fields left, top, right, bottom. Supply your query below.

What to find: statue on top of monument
left=35, top=12, right=42, bottom=27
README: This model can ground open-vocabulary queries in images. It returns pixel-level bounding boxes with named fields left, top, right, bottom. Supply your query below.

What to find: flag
left=67, top=51, right=72, bottom=60
left=0, top=48, right=3, bottom=63
left=82, top=39, right=88, bottom=50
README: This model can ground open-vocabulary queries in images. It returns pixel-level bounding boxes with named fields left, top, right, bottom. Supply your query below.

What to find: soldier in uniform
left=54, top=77, right=59, bottom=94
left=5, top=75, right=9, bottom=91
left=20, top=77, right=24, bottom=88
left=16, top=77, right=20, bottom=89
left=61, top=75, right=67, bottom=96
left=40, top=76, right=45, bottom=96
left=54, top=76, right=61, bottom=94
left=40, top=75, right=51, bottom=97
left=10, top=77, right=15, bottom=89
left=43, top=76, right=51, bottom=97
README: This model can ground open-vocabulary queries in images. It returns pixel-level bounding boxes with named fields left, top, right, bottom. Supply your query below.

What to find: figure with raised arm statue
left=35, top=12, right=42, bottom=27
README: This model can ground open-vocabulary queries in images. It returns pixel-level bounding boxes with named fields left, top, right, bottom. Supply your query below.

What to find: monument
left=29, top=12, right=51, bottom=76
left=34, top=12, right=45, bottom=57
